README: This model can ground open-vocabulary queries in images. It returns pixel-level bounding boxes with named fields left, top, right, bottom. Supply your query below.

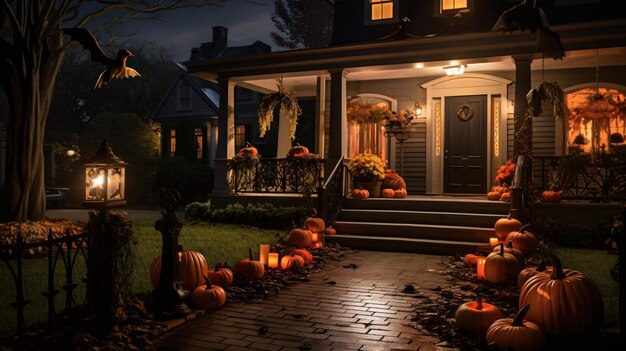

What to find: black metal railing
left=536, top=153, right=626, bottom=201
left=228, top=157, right=325, bottom=194
left=0, top=228, right=90, bottom=344
left=317, top=157, right=349, bottom=225
left=510, top=154, right=525, bottom=218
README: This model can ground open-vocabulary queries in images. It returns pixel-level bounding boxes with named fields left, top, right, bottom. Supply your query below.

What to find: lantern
left=83, top=139, right=127, bottom=209
left=268, top=253, right=279, bottom=269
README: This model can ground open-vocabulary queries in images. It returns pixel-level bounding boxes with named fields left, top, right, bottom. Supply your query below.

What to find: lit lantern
left=310, top=233, right=319, bottom=242
left=259, top=244, right=270, bottom=266
left=268, top=253, right=279, bottom=269
left=477, top=259, right=486, bottom=280
left=489, top=238, right=499, bottom=247
left=83, top=139, right=127, bottom=209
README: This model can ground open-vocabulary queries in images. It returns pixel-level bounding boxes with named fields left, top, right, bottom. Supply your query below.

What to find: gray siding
left=394, top=120, right=426, bottom=193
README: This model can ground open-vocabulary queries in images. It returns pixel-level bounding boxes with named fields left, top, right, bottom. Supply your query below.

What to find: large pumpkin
left=484, top=244, right=520, bottom=284
left=494, top=214, right=523, bottom=240
left=486, top=304, right=546, bottom=351
left=540, top=190, right=561, bottom=203
left=517, top=259, right=549, bottom=288
left=293, top=249, right=313, bottom=264
left=519, top=254, right=604, bottom=337
left=206, top=264, right=234, bottom=287
left=304, top=217, right=325, bottom=233
left=238, top=143, right=258, bottom=157
left=506, top=224, right=538, bottom=255
left=150, top=250, right=208, bottom=291
left=455, top=296, right=503, bottom=334
left=191, top=276, right=227, bottom=309
left=393, top=188, right=408, bottom=198
left=288, top=228, right=312, bottom=248
left=493, top=241, right=525, bottom=267
left=233, top=248, right=265, bottom=281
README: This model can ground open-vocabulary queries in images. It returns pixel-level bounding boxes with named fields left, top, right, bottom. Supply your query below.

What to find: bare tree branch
left=1, top=0, right=23, bottom=38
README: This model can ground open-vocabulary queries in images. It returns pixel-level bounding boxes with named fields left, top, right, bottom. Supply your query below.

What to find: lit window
left=169, top=129, right=176, bottom=158
left=235, top=125, right=246, bottom=152
left=195, top=128, right=203, bottom=159
left=371, top=0, right=394, bottom=21
left=442, top=0, right=468, bottom=11
left=177, top=80, right=190, bottom=110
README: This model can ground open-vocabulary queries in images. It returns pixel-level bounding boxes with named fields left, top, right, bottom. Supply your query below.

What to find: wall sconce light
left=414, top=101, right=423, bottom=116
left=443, top=64, right=467, bottom=76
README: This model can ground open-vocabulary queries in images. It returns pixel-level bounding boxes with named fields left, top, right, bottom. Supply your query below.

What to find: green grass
left=0, top=222, right=283, bottom=337
left=552, top=247, right=619, bottom=324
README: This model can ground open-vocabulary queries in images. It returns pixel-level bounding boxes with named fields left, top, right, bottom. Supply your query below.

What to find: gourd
left=233, top=248, right=265, bottom=281
left=191, top=276, right=226, bottom=309
left=487, top=191, right=501, bottom=201
left=381, top=188, right=395, bottom=198
left=506, top=224, right=538, bottom=255
left=499, top=192, right=511, bottom=202
left=540, top=190, right=561, bottom=203
left=351, top=188, right=369, bottom=199
left=463, top=253, right=483, bottom=266
left=324, top=227, right=336, bottom=236
left=150, top=250, right=208, bottom=291
left=237, top=143, right=258, bottom=157
left=455, top=296, right=503, bottom=334
left=288, top=228, right=312, bottom=248
left=486, top=305, right=545, bottom=351
left=393, top=188, right=407, bottom=198
left=287, top=144, right=309, bottom=157
left=494, top=214, right=523, bottom=240
left=485, top=244, right=520, bottom=284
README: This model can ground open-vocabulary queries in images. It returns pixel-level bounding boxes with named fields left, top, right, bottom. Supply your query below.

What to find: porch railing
left=317, top=157, right=349, bottom=226
left=228, top=157, right=325, bottom=194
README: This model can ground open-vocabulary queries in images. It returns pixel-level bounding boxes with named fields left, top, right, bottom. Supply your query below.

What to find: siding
left=394, top=120, right=426, bottom=193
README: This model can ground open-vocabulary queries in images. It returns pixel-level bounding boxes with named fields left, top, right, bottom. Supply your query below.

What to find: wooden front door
left=444, top=95, right=487, bottom=194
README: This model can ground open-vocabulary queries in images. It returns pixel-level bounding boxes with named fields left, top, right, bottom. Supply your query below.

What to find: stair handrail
left=510, top=154, right=525, bottom=219
left=317, top=157, right=347, bottom=226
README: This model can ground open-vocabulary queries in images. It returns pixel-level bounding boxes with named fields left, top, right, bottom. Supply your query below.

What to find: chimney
left=212, top=26, right=228, bottom=56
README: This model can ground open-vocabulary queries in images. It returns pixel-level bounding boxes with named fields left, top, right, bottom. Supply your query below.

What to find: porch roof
left=187, top=19, right=626, bottom=81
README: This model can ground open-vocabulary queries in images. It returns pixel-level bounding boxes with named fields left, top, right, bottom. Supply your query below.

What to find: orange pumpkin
left=381, top=171, right=406, bottom=190
left=150, top=250, right=208, bottom=291
left=233, top=248, right=265, bottom=281
left=324, top=227, right=336, bottom=236
left=455, top=296, right=503, bottom=334
left=499, top=192, right=511, bottom=202
left=487, top=191, right=501, bottom=201
left=517, top=259, right=549, bottom=288
left=381, top=188, right=395, bottom=198
left=206, top=264, right=234, bottom=287
left=491, top=185, right=507, bottom=194
left=519, top=254, right=604, bottom=337
left=506, top=224, right=538, bottom=255
left=493, top=241, right=525, bottom=267
left=280, top=252, right=305, bottom=270
left=486, top=305, right=546, bottom=351
left=351, top=188, right=369, bottom=198
left=288, top=228, right=312, bottom=248
left=293, top=249, right=313, bottom=264
left=191, top=276, right=226, bottom=309
left=494, top=214, right=523, bottom=240
left=463, top=253, right=484, bottom=266
left=540, top=190, right=561, bottom=203
left=287, top=144, right=309, bottom=157
left=393, top=188, right=407, bottom=198
left=304, top=217, right=325, bottom=233
left=238, top=143, right=258, bottom=157
left=485, top=244, right=521, bottom=284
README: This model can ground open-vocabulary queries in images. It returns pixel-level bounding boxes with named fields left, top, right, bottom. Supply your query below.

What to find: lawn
left=0, top=222, right=283, bottom=337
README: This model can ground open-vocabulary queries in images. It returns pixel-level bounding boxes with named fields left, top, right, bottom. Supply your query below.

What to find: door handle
left=444, top=149, right=449, bottom=159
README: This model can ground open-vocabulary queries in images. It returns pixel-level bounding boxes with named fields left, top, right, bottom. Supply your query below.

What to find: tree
left=270, top=0, right=333, bottom=49
left=0, top=0, right=221, bottom=222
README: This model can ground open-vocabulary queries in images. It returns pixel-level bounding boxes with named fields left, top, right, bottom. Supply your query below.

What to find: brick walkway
left=157, top=251, right=450, bottom=351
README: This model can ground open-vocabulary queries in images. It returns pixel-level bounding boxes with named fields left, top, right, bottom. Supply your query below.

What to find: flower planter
left=354, top=181, right=382, bottom=198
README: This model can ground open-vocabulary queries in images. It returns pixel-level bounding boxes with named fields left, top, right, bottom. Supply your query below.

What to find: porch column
left=513, top=55, right=533, bottom=155
left=328, top=69, right=348, bottom=165
left=214, top=76, right=236, bottom=194
left=209, top=119, right=218, bottom=168
left=315, top=75, right=327, bottom=157
left=202, top=122, right=209, bottom=162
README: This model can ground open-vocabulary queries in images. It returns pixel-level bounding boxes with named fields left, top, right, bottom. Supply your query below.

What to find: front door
left=444, top=95, right=487, bottom=194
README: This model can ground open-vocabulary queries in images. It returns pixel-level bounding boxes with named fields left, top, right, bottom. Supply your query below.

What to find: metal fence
left=228, top=157, right=325, bottom=194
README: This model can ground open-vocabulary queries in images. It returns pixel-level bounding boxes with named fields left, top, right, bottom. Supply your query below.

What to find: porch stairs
left=326, top=197, right=509, bottom=255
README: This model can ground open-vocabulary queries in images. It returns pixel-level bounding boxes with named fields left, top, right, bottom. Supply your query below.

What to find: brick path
left=157, top=251, right=450, bottom=351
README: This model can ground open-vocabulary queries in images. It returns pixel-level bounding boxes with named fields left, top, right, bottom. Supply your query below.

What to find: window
left=441, top=0, right=468, bottom=11
left=370, top=0, right=394, bottom=21
left=235, top=125, right=247, bottom=152
left=194, top=128, right=204, bottom=159
left=177, top=80, right=191, bottom=111
left=346, top=96, right=391, bottom=164
left=169, top=129, right=177, bottom=158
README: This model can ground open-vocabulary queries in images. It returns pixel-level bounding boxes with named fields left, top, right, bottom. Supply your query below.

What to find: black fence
left=228, top=157, right=325, bottom=194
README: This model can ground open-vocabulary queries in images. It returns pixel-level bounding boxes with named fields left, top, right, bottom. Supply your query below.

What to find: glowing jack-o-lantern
left=83, top=139, right=127, bottom=209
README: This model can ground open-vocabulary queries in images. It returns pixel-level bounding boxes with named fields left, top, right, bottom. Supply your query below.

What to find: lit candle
left=489, top=238, right=499, bottom=247
left=259, top=244, right=270, bottom=266
left=177, top=252, right=182, bottom=263
left=268, top=253, right=279, bottom=269
left=311, top=232, right=319, bottom=243
left=477, top=259, right=486, bottom=280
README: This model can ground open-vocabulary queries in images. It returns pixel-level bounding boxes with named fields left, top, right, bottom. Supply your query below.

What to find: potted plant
left=348, top=153, right=385, bottom=197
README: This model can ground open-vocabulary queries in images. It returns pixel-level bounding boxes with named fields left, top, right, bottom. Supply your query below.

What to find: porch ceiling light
left=443, top=64, right=467, bottom=76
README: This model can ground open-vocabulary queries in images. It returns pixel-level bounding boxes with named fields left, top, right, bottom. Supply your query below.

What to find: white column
left=315, top=76, right=327, bottom=157
left=276, top=108, right=292, bottom=158
left=209, top=120, right=218, bottom=168
left=214, top=77, right=236, bottom=194
left=328, top=69, right=348, bottom=161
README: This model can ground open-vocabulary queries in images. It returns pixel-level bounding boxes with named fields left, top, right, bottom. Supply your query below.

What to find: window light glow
left=371, top=0, right=393, bottom=20
left=442, top=0, right=468, bottom=11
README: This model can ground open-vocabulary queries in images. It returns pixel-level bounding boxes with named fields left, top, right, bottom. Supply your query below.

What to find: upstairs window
left=370, top=0, right=394, bottom=21
left=169, top=129, right=177, bottom=158
left=177, top=80, right=191, bottom=111
left=194, top=127, right=204, bottom=159
left=441, top=0, right=468, bottom=12
left=235, top=125, right=247, bottom=153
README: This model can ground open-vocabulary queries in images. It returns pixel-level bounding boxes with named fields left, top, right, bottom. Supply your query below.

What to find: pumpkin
left=191, top=276, right=226, bottom=309
left=487, top=191, right=501, bottom=201
left=293, top=249, right=313, bottom=264
left=233, top=248, right=265, bottom=281
left=237, top=143, right=258, bottom=157
left=324, top=226, right=336, bottom=236
left=381, top=188, right=395, bottom=198
left=150, top=250, right=208, bottom=291
left=541, top=190, right=561, bottom=203
left=280, top=252, right=305, bottom=270
left=519, top=254, right=604, bottom=337
left=517, top=259, right=549, bottom=288
left=351, top=187, right=369, bottom=199
left=304, top=217, right=325, bottom=233
left=206, top=264, right=234, bottom=287
left=505, top=224, right=538, bottom=255
left=381, top=171, right=406, bottom=190
left=499, top=192, right=511, bottom=202
left=494, top=214, right=523, bottom=240
left=393, top=188, right=407, bottom=198
left=493, top=241, right=525, bottom=267
left=463, top=253, right=484, bottom=266
left=486, top=304, right=546, bottom=351
left=484, top=244, right=520, bottom=284
left=455, top=296, right=503, bottom=334
left=288, top=228, right=312, bottom=248
left=287, top=144, right=309, bottom=157
left=491, top=185, right=507, bottom=194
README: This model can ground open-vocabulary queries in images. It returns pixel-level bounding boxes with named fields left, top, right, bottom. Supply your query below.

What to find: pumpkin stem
left=519, top=224, right=531, bottom=233
left=248, top=247, right=253, bottom=261
left=548, top=254, right=566, bottom=280
left=203, top=275, right=213, bottom=289
left=246, top=141, right=252, bottom=147
left=476, top=296, right=483, bottom=310
left=512, top=304, right=530, bottom=327
left=499, top=243, right=505, bottom=256
left=506, top=241, right=514, bottom=249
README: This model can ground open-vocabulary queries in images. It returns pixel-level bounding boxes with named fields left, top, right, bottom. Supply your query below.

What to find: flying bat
left=492, top=0, right=564, bottom=60
left=62, top=28, right=141, bottom=89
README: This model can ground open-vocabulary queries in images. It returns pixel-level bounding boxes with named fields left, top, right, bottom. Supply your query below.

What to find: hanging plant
left=257, top=77, right=302, bottom=140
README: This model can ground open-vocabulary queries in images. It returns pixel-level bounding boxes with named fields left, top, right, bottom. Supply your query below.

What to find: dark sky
left=90, top=0, right=278, bottom=62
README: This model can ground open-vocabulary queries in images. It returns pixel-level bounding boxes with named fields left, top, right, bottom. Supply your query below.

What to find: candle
left=268, top=253, right=279, bottom=269
left=477, top=259, right=486, bottom=280
left=177, top=252, right=182, bottom=263
left=311, top=232, right=319, bottom=242
left=489, top=237, right=499, bottom=247
left=259, top=244, right=270, bottom=266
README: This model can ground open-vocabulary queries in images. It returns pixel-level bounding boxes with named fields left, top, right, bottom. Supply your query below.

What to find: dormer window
left=441, top=0, right=468, bottom=12
left=370, top=0, right=394, bottom=21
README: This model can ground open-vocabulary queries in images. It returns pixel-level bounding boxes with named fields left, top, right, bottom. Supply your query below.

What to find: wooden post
left=513, top=56, right=532, bottom=156
left=328, top=69, right=347, bottom=174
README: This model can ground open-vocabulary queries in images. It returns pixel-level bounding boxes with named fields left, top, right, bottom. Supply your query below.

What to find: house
left=185, top=0, right=626, bottom=252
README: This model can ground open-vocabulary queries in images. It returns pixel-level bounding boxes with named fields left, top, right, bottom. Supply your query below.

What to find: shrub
left=155, top=158, right=214, bottom=205
left=210, top=203, right=305, bottom=229
left=185, top=201, right=213, bottom=221
left=533, top=217, right=611, bottom=249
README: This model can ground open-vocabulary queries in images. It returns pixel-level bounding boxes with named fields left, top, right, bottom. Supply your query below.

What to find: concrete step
left=338, top=209, right=503, bottom=228
left=343, top=197, right=509, bottom=215
left=326, top=234, right=485, bottom=255
left=333, top=221, right=493, bottom=243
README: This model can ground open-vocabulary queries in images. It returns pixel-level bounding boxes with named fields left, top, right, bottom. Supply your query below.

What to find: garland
left=257, top=77, right=302, bottom=140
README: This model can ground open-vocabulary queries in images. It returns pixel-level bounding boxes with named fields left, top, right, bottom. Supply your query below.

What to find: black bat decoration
left=62, top=28, right=141, bottom=89
left=492, top=0, right=564, bottom=60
